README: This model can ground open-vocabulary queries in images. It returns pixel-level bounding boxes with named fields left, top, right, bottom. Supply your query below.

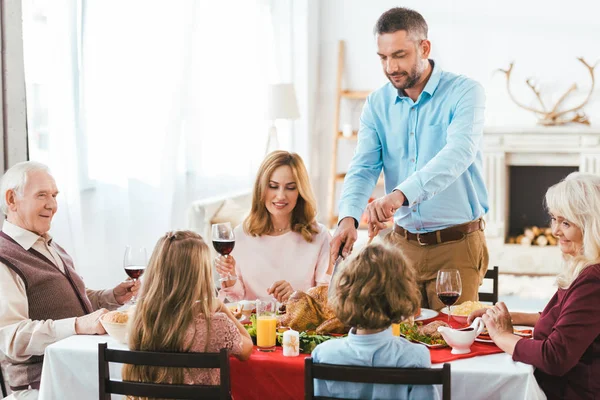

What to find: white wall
left=314, top=0, right=600, bottom=223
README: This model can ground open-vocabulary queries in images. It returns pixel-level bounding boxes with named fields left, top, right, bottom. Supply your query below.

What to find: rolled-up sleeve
left=338, top=96, right=383, bottom=224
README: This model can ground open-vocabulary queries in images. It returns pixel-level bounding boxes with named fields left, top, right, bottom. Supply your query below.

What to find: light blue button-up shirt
left=338, top=61, right=489, bottom=233
left=311, top=327, right=438, bottom=400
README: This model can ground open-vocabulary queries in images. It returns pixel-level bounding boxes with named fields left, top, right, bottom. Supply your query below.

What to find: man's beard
left=387, top=63, right=421, bottom=90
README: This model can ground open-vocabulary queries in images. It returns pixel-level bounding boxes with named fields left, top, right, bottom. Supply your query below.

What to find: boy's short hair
left=329, top=243, right=421, bottom=330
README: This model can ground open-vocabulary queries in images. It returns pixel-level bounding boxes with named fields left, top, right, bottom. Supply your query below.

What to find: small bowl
left=439, top=307, right=468, bottom=325
left=100, top=312, right=129, bottom=344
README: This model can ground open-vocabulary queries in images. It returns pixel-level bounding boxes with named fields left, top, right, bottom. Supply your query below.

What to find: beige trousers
left=385, top=225, right=489, bottom=311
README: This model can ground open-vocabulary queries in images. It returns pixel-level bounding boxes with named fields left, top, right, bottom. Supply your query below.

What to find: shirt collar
left=2, top=220, right=53, bottom=250
left=394, top=59, right=442, bottom=103
left=347, top=326, right=394, bottom=344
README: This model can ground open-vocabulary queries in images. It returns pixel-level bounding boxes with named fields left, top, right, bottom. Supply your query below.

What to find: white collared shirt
left=0, top=220, right=118, bottom=363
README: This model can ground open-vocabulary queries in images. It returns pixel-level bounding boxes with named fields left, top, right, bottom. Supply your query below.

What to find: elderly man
left=0, top=161, right=140, bottom=394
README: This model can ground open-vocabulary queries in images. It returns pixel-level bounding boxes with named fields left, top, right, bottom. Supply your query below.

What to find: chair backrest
left=98, top=342, right=231, bottom=400
left=479, top=266, right=499, bottom=304
left=0, top=364, right=7, bottom=398
left=304, top=358, right=451, bottom=400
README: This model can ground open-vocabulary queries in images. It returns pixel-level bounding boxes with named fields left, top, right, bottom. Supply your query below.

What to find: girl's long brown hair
left=244, top=150, right=319, bottom=242
left=122, top=230, right=215, bottom=391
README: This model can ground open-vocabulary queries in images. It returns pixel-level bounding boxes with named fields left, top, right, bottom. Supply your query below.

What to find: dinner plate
left=475, top=325, right=534, bottom=343
left=513, top=325, right=534, bottom=338
left=400, top=333, right=447, bottom=349
left=415, top=308, right=439, bottom=322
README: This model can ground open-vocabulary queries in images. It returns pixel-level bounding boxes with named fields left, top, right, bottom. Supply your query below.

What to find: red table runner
left=230, top=347, right=307, bottom=400
left=230, top=317, right=505, bottom=399
left=425, top=315, right=504, bottom=363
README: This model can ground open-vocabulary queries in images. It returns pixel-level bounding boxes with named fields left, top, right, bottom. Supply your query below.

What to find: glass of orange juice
left=392, top=323, right=401, bottom=336
left=256, top=299, right=277, bottom=352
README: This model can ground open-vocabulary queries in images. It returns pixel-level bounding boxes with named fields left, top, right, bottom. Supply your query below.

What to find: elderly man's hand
left=75, top=308, right=108, bottom=335
left=113, top=279, right=141, bottom=305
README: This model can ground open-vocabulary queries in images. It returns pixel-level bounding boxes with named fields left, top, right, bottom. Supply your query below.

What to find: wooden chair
left=98, top=342, right=231, bottom=400
left=479, top=266, right=499, bottom=304
left=305, top=358, right=451, bottom=400
left=0, top=365, right=7, bottom=398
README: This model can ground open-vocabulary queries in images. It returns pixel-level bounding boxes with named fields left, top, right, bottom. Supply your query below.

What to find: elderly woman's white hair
left=0, top=161, right=51, bottom=216
left=545, top=172, right=600, bottom=288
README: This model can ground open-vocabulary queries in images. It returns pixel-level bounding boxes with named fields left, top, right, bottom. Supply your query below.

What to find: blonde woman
left=311, top=243, right=435, bottom=400
left=468, top=172, right=600, bottom=399
left=217, top=151, right=331, bottom=302
left=123, top=231, right=253, bottom=388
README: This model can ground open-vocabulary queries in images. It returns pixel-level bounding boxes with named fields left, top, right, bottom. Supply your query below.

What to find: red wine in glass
left=213, top=240, right=235, bottom=256
left=436, top=269, right=462, bottom=324
left=124, top=265, right=146, bottom=280
left=438, top=291, right=460, bottom=306
left=124, top=246, right=147, bottom=305
left=212, top=223, right=238, bottom=282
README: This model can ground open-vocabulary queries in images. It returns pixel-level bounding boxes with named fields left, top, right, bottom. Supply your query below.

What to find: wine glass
left=123, top=246, right=147, bottom=305
left=212, top=222, right=237, bottom=282
left=436, top=269, right=462, bottom=324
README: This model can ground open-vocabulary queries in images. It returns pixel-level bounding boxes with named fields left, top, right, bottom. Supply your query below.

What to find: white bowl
left=100, top=313, right=129, bottom=344
left=439, top=307, right=468, bottom=325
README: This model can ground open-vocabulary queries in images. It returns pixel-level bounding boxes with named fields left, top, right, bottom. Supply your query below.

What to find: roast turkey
left=277, top=286, right=349, bottom=334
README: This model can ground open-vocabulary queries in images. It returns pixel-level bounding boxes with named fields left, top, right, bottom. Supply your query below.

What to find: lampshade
left=266, top=83, right=300, bottom=120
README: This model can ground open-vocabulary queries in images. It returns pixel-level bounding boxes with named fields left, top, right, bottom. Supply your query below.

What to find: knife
left=328, top=242, right=346, bottom=297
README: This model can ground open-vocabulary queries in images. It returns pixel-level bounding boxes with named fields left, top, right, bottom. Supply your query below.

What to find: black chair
left=305, top=358, right=451, bottom=400
left=479, top=266, right=499, bottom=304
left=0, top=365, right=7, bottom=398
left=98, top=342, right=231, bottom=400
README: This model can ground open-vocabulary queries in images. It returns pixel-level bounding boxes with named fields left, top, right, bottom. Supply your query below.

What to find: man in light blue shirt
left=331, top=7, right=489, bottom=309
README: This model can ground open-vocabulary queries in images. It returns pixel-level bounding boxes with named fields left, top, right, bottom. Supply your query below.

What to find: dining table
left=38, top=331, right=547, bottom=400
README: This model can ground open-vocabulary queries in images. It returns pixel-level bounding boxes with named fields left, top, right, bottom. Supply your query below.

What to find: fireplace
left=507, top=166, right=578, bottom=239
left=483, top=126, right=600, bottom=275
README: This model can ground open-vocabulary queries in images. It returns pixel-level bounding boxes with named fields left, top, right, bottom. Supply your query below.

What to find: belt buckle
left=416, top=233, right=428, bottom=246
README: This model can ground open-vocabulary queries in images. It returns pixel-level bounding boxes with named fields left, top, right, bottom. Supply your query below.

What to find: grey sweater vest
left=0, top=231, right=92, bottom=388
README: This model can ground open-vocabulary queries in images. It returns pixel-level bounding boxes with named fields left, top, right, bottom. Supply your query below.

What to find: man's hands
left=365, top=190, right=405, bottom=238
left=330, top=217, right=358, bottom=265
left=75, top=308, right=108, bottom=335
left=113, top=279, right=141, bottom=305
left=267, top=280, right=294, bottom=302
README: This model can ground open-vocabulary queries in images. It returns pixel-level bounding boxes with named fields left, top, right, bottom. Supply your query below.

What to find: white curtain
left=22, top=0, right=290, bottom=288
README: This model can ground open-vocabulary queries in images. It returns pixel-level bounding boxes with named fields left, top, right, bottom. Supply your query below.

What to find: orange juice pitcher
left=256, top=299, right=277, bottom=352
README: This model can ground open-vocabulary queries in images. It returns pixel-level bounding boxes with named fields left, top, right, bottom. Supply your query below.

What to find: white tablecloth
left=38, top=335, right=546, bottom=400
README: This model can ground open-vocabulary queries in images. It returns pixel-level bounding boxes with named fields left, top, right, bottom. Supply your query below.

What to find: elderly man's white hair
left=0, top=161, right=51, bottom=216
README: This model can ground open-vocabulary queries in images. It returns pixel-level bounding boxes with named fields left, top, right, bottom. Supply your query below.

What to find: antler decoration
left=498, top=58, right=598, bottom=126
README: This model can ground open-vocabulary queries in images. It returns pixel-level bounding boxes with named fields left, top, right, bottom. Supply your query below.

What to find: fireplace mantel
left=483, top=125, right=600, bottom=274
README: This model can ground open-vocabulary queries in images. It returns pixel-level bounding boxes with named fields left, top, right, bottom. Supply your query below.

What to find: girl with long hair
left=217, top=151, right=331, bottom=302
left=123, top=230, right=252, bottom=388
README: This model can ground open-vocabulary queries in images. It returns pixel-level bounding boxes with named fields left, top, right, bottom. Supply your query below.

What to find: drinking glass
left=256, top=298, right=277, bottom=352
left=123, top=246, right=147, bottom=305
left=436, top=269, right=462, bottom=324
left=212, top=222, right=237, bottom=282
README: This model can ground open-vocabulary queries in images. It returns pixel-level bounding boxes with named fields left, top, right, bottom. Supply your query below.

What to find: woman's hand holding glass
left=216, top=254, right=237, bottom=288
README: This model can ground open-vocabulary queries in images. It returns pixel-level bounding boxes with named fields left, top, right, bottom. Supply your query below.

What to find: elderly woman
left=217, top=151, right=331, bottom=303
left=468, top=172, right=600, bottom=399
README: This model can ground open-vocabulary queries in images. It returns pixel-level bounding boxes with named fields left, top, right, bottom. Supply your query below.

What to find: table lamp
left=265, top=83, right=300, bottom=154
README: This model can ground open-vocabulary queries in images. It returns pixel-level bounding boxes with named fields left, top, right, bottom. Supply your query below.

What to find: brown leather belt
left=394, top=219, right=484, bottom=246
